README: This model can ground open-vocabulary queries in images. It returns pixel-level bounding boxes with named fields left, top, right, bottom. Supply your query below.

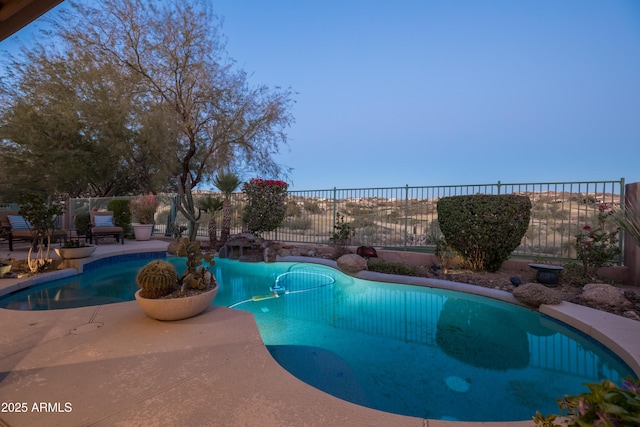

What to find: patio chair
left=0, top=210, right=67, bottom=251
left=89, top=211, right=124, bottom=245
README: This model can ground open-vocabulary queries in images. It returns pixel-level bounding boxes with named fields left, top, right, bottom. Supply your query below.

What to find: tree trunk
left=176, top=176, right=200, bottom=242
left=220, top=199, right=232, bottom=247
left=208, top=218, right=218, bottom=250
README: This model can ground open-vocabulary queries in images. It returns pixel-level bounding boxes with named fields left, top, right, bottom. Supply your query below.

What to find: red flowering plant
left=573, top=203, right=621, bottom=279
left=242, top=178, right=288, bottom=236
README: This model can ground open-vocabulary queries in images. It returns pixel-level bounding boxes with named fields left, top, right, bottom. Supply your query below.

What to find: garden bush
left=242, top=178, right=288, bottom=236
left=367, top=258, right=426, bottom=277
left=283, top=216, right=312, bottom=231
left=107, top=199, right=132, bottom=236
left=75, top=212, right=91, bottom=237
left=285, top=200, right=302, bottom=217
left=437, top=194, right=531, bottom=272
left=303, top=200, right=322, bottom=213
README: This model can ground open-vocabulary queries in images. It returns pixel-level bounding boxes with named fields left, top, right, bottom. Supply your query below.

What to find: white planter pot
left=134, top=284, right=218, bottom=321
left=0, top=262, right=11, bottom=276
left=54, top=245, right=97, bottom=259
left=133, top=224, right=154, bottom=241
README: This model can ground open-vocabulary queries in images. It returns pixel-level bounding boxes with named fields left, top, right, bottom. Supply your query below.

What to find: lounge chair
left=0, top=210, right=67, bottom=251
left=89, top=211, right=124, bottom=245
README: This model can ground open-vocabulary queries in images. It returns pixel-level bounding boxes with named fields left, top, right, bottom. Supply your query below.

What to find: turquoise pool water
left=0, top=257, right=635, bottom=422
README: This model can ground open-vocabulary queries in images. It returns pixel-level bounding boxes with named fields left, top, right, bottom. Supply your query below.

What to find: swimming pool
left=0, top=256, right=635, bottom=422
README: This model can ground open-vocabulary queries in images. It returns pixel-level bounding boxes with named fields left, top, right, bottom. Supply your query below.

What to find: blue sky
left=2, top=0, right=639, bottom=190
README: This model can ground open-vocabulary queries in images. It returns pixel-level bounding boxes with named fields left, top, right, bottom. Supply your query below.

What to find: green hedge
left=107, top=199, right=132, bottom=236
left=75, top=212, right=91, bottom=237
left=437, top=194, right=531, bottom=272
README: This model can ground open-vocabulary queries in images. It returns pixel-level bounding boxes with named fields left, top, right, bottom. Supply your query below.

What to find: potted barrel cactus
left=134, top=238, right=218, bottom=320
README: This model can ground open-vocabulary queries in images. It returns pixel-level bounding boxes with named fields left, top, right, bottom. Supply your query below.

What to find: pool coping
left=0, top=245, right=638, bottom=426
left=0, top=243, right=168, bottom=298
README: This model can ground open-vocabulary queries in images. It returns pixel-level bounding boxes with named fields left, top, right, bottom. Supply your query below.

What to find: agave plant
left=613, top=196, right=640, bottom=247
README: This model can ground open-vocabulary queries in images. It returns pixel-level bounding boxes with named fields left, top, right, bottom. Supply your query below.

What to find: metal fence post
left=332, top=187, right=337, bottom=237
left=618, top=177, right=625, bottom=262
left=404, top=184, right=409, bottom=250
left=165, top=194, right=176, bottom=237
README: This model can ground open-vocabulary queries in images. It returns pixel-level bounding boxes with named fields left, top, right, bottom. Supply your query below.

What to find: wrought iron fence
left=66, top=179, right=625, bottom=262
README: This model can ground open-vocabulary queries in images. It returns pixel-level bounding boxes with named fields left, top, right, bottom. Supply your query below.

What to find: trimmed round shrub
left=437, top=194, right=531, bottom=272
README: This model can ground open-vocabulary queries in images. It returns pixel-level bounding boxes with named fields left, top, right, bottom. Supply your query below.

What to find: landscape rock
left=262, top=240, right=279, bottom=263
left=356, top=246, right=378, bottom=259
left=623, top=311, right=640, bottom=321
left=512, top=283, right=563, bottom=308
left=277, top=248, right=292, bottom=257
left=581, top=283, right=633, bottom=310
left=222, top=233, right=264, bottom=260
left=337, top=254, right=368, bottom=275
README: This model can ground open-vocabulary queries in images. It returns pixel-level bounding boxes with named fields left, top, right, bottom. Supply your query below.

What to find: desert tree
left=60, top=0, right=294, bottom=240
left=0, top=38, right=171, bottom=198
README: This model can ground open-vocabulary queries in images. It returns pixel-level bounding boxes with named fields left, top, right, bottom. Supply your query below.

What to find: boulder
left=277, top=248, right=292, bottom=257
left=581, top=284, right=633, bottom=310
left=263, top=241, right=278, bottom=263
left=337, top=254, right=368, bottom=275
left=356, top=246, right=378, bottom=259
left=223, top=233, right=265, bottom=261
left=512, top=283, right=563, bottom=308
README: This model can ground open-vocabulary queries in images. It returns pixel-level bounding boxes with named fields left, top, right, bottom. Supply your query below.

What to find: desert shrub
left=424, top=220, right=442, bottom=237
left=330, top=212, right=354, bottom=257
left=561, top=261, right=590, bottom=287
left=386, top=209, right=402, bottom=223
left=549, top=204, right=569, bottom=220
left=303, top=199, right=322, bottom=214
left=434, top=236, right=456, bottom=269
left=107, top=199, right=132, bottom=236
left=351, top=214, right=376, bottom=230
left=407, top=200, right=428, bottom=215
left=348, top=203, right=373, bottom=217
left=285, top=200, right=302, bottom=217
left=437, top=194, right=532, bottom=272
left=283, top=216, right=311, bottom=231
left=555, top=223, right=572, bottom=235
left=367, top=259, right=426, bottom=277
left=353, top=223, right=380, bottom=246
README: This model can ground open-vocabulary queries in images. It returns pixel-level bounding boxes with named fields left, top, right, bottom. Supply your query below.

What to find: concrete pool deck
left=0, top=240, right=638, bottom=427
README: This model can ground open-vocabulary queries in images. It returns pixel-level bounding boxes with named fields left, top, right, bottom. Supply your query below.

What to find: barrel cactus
left=136, top=260, right=178, bottom=298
